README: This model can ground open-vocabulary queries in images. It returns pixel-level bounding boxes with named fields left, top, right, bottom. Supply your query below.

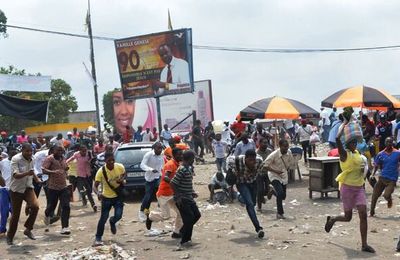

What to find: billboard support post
left=192, top=110, right=197, bottom=125
left=156, top=97, right=163, bottom=134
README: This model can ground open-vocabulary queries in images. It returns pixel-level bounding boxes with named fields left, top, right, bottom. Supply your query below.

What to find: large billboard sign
left=114, top=29, right=194, bottom=99
left=105, top=80, right=213, bottom=135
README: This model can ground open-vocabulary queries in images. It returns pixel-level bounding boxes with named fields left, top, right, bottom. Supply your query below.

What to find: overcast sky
left=1, top=0, right=400, bottom=122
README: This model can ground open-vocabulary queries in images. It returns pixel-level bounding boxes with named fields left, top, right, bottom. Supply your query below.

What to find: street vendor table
left=308, top=157, right=341, bottom=199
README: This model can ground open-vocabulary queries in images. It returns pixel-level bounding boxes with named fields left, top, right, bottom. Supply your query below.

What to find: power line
left=5, top=23, right=400, bottom=53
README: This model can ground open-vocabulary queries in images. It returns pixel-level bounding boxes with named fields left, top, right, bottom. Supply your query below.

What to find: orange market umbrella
left=321, top=85, right=400, bottom=109
left=237, top=96, right=319, bottom=120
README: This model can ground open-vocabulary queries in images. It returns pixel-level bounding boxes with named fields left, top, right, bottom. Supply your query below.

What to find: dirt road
left=1, top=153, right=400, bottom=259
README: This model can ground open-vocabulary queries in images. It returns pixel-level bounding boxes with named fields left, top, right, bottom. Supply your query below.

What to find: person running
left=146, top=148, right=183, bottom=238
left=139, top=142, right=164, bottom=222
left=0, top=150, right=16, bottom=237
left=227, top=149, right=265, bottom=238
left=93, top=152, right=126, bottom=246
left=171, top=150, right=201, bottom=249
left=370, top=137, right=400, bottom=216
left=324, top=125, right=375, bottom=253
left=256, top=137, right=273, bottom=212
left=66, top=145, right=97, bottom=212
left=42, top=144, right=71, bottom=235
left=7, top=143, right=41, bottom=245
left=264, top=139, right=295, bottom=219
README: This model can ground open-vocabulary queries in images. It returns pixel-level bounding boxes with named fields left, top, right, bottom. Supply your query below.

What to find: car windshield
left=115, top=147, right=151, bottom=166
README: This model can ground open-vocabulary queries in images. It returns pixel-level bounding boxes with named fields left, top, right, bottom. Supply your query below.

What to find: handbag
left=309, top=132, right=320, bottom=144
left=101, top=166, right=126, bottom=201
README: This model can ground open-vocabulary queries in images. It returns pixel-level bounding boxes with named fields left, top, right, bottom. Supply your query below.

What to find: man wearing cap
left=65, top=132, right=76, bottom=148
left=164, top=135, right=188, bottom=161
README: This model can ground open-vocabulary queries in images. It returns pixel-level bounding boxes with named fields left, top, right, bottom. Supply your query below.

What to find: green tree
left=0, top=66, right=78, bottom=132
left=0, top=9, right=7, bottom=38
left=102, top=88, right=119, bottom=126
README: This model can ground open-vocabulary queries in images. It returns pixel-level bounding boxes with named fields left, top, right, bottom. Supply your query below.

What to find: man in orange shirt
left=164, top=136, right=188, bottom=161
left=145, top=148, right=183, bottom=238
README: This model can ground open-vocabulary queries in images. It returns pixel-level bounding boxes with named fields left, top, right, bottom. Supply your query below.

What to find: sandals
left=361, top=245, right=375, bottom=253
left=324, top=216, right=334, bottom=233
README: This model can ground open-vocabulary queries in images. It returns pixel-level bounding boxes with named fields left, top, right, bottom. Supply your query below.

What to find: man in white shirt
left=160, top=124, right=173, bottom=147
left=154, top=44, right=191, bottom=96
left=221, top=122, right=234, bottom=146
left=139, top=142, right=164, bottom=222
left=0, top=151, right=16, bottom=236
left=264, top=139, right=296, bottom=219
left=320, top=108, right=331, bottom=143
left=33, top=148, right=50, bottom=198
left=142, top=128, right=154, bottom=142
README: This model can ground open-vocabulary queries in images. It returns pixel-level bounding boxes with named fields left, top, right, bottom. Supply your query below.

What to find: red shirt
left=94, top=144, right=105, bottom=154
left=157, top=159, right=179, bottom=197
left=231, top=121, right=246, bottom=135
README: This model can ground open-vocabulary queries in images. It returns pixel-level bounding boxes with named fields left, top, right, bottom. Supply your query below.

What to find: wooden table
left=308, top=157, right=341, bottom=199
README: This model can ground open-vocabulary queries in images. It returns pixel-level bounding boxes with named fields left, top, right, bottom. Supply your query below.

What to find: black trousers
left=256, top=174, right=270, bottom=210
left=300, top=140, right=312, bottom=162
left=176, top=198, right=201, bottom=244
left=45, top=188, right=70, bottom=228
left=76, top=177, right=95, bottom=206
left=271, top=180, right=287, bottom=215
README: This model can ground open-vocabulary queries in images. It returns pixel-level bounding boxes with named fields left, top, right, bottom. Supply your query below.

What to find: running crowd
left=1, top=107, right=400, bottom=253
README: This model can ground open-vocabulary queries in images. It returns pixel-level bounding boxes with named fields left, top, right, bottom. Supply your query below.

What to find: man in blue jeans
left=93, top=152, right=126, bottom=246
left=139, top=142, right=164, bottom=222
left=0, top=151, right=15, bottom=236
left=227, top=149, right=264, bottom=238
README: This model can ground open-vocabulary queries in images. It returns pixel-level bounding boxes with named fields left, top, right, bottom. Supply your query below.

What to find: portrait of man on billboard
left=115, top=28, right=193, bottom=100
left=152, top=43, right=191, bottom=96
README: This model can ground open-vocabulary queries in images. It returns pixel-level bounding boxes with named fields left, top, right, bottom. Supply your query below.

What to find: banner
left=114, top=28, right=194, bottom=99
left=0, top=94, right=49, bottom=121
left=0, top=74, right=51, bottom=92
left=106, top=80, right=213, bottom=135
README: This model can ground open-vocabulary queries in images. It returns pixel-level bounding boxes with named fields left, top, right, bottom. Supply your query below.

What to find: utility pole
left=87, top=0, right=101, bottom=134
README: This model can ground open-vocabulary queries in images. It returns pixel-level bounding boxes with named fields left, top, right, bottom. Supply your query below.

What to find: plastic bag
left=309, top=132, right=320, bottom=144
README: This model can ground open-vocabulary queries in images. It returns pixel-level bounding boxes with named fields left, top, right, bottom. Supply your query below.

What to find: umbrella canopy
left=238, top=96, right=320, bottom=120
left=321, top=85, right=400, bottom=109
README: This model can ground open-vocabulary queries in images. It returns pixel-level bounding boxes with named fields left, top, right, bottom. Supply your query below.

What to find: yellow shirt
left=336, top=150, right=364, bottom=187
left=67, top=159, right=78, bottom=177
left=95, top=163, right=125, bottom=198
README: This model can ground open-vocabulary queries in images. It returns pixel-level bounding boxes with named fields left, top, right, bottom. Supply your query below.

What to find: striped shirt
left=171, top=165, right=194, bottom=201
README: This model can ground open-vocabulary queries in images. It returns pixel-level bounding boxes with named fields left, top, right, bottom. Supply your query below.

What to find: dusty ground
left=2, top=148, right=400, bottom=259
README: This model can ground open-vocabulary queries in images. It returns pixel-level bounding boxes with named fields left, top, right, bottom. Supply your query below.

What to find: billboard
left=0, top=74, right=51, bottom=92
left=105, top=80, right=213, bottom=135
left=114, top=28, right=194, bottom=99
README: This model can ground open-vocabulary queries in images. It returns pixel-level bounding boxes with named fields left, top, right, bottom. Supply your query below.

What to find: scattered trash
left=144, top=229, right=168, bottom=237
left=289, top=199, right=300, bottom=206
left=180, top=253, right=191, bottom=259
left=38, top=243, right=136, bottom=260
